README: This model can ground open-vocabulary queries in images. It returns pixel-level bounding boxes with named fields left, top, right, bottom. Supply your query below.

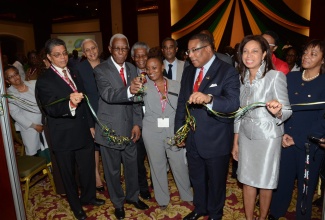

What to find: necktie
left=167, top=64, right=173, bottom=79
left=193, top=67, right=204, bottom=92
left=120, top=67, right=126, bottom=86
left=62, top=69, right=77, bottom=91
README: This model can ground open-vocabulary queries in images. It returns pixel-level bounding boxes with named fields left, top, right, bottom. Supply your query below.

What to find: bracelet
left=275, top=110, right=282, bottom=118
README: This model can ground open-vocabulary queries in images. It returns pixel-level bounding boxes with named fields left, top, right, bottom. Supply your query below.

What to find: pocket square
left=209, top=83, right=218, bottom=88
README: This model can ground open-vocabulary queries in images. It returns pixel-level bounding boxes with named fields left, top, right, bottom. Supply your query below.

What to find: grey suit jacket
left=234, top=68, right=292, bottom=140
left=94, top=56, right=142, bottom=149
left=143, top=77, right=180, bottom=137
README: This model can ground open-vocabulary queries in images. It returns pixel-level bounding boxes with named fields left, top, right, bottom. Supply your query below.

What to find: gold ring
left=75, top=98, right=78, bottom=101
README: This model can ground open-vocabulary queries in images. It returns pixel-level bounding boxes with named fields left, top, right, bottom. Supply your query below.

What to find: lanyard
left=301, top=142, right=310, bottom=215
left=154, top=79, right=167, bottom=113
left=50, top=65, right=77, bottom=92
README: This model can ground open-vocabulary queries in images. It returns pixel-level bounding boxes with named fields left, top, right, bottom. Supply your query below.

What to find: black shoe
left=126, top=199, right=149, bottom=210
left=96, top=185, right=105, bottom=192
left=268, top=214, right=278, bottom=220
left=313, top=197, right=323, bottom=207
left=74, top=210, right=87, bottom=220
left=114, top=207, right=125, bottom=219
left=81, top=198, right=105, bottom=206
left=183, top=211, right=206, bottom=220
left=140, top=191, right=151, bottom=200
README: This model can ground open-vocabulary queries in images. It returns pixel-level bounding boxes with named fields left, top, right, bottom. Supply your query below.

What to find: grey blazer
left=94, top=57, right=142, bottom=149
left=234, top=69, right=292, bottom=140
left=143, top=77, right=180, bottom=138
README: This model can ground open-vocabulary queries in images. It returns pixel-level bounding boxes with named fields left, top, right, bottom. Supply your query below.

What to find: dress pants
left=270, top=146, right=324, bottom=220
left=100, top=143, right=139, bottom=208
left=137, top=136, right=150, bottom=193
left=187, top=149, right=230, bottom=219
left=54, top=145, right=96, bottom=214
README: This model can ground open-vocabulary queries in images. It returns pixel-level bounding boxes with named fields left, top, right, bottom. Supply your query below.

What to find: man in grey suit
left=161, top=37, right=185, bottom=82
left=94, top=33, right=149, bottom=219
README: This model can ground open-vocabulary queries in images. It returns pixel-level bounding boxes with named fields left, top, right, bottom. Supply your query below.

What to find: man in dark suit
left=94, top=34, right=149, bottom=220
left=36, top=38, right=104, bottom=220
left=175, top=33, right=240, bottom=220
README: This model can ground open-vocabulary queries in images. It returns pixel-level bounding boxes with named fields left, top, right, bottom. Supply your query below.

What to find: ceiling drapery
left=171, top=0, right=310, bottom=51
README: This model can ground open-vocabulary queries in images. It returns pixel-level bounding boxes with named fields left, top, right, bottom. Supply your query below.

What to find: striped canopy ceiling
left=171, top=0, right=310, bottom=52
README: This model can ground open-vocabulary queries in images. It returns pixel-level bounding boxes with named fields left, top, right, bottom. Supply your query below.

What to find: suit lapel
left=107, top=58, right=126, bottom=87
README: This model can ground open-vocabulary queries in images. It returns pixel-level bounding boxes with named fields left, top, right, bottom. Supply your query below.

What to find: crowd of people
left=1, top=30, right=325, bottom=220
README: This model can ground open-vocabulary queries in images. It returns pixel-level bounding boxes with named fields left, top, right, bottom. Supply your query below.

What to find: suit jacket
left=35, top=67, right=94, bottom=151
left=94, top=57, right=142, bottom=149
left=143, top=77, right=180, bottom=137
left=175, top=56, right=240, bottom=158
left=163, top=59, right=185, bottom=82
left=75, top=59, right=103, bottom=113
left=234, top=69, right=292, bottom=140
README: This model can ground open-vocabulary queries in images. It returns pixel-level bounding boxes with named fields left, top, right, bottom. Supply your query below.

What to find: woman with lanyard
left=141, top=56, right=193, bottom=210
left=269, top=39, right=325, bottom=220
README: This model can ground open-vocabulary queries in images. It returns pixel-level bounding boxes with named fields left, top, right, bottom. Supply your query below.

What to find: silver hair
left=109, top=33, right=129, bottom=48
left=81, top=39, right=98, bottom=52
left=130, top=42, right=150, bottom=57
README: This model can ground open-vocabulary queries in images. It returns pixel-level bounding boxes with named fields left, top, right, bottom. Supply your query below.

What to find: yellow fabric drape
left=250, top=0, right=309, bottom=36
left=241, top=0, right=261, bottom=34
left=172, top=0, right=225, bottom=40
left=212, top=0, right=235, bottom=50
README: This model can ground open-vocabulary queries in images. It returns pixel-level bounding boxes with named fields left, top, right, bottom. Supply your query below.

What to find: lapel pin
left=206, top=76, right=210, bottom=80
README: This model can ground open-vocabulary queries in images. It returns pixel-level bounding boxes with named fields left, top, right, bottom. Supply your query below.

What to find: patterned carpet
left=25, top=158, right=322, bottom=220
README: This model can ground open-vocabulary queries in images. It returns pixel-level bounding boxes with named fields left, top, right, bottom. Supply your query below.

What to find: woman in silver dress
left=232, top=35, right=292, bottom=220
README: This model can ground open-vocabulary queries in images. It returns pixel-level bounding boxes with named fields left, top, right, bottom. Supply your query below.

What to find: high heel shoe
left=96, top=185, right=105, bottom=192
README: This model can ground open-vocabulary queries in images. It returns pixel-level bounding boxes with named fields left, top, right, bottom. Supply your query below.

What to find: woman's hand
left=266, top=99, right=282, bottom=118
left=282, top=134, right=294, bottom=148
left=34, top=124, right=43, bottom=133
left=232, top=133, right=239, bottom=161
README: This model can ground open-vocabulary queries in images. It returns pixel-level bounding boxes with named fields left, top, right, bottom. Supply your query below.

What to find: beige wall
left=137, top=13, right=159, bottom=48
left=0, top=20, right=35, bottom=53
left=52, top=19, right=100, bottom=33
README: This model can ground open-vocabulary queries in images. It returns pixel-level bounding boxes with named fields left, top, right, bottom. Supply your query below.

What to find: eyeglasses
left=185, top=45, right=209, bottom=55
left=7, top=72, right=20, bottom=80
left=112, top=47, right=129, bottom=53
left=84, top=46, right=97, bottom=53
left=268, top=43, right=276, bottom=47
left=51, top=51, right=69, bottom=58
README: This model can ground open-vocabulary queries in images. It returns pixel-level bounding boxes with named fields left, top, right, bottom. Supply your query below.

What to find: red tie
left=120, top=67, right=126, bottom=86
left=62, top=69, right=77, bottom=91
left=193, top=67, right=203, bottom=92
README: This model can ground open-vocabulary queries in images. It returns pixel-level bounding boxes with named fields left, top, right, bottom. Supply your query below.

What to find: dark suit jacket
left=75, top=59, right=103, bottom=113
left=35, top=67, right=94, bottom=151
left=175, top=56, right=240, bottom=158
left=93, top=57, right=142, bottom=150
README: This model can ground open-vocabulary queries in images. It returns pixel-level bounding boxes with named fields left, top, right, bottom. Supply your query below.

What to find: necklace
left=16, top=83, right=26, bottom=92
left=302, top=70, right=319, bottom=81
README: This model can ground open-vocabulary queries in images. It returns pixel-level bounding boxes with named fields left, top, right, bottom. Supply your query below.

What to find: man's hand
left=90, top=127, right=95, bottom=138
left=34, top=124, right=43, bottom=133
left=176, top=142, right=186, bottom=147
left=70, top=92, right=84, bottom=107
left=282, top=134, right=294, bottom=148
left=188, top=92, right=212, bottom=104
left=130, top=77, right=143, bottom=94
left=232, top=143, right=239, bottom=161
left=130, top=125, right=141, bottom=143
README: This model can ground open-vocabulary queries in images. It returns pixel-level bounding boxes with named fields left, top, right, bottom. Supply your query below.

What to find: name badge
left=158, top=118, right=169, bottom=127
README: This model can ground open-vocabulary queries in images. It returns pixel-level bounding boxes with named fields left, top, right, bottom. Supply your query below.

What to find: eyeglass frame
left=111, top=47, right=129, bottom=53
left=6, top=72, right=20, bottom=80
left=50, top=51, right=69, bottom=58
left=185, top=45, right=209, bottom=55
